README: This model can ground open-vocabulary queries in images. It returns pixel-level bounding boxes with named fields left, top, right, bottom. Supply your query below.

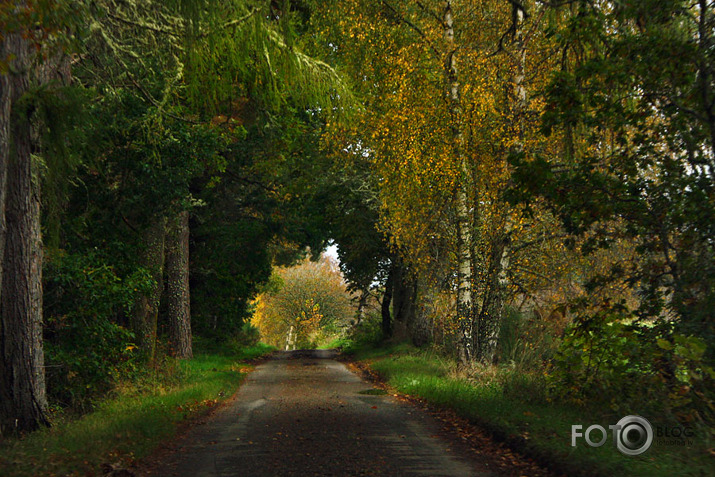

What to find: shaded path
left=143, top=350, right=496, bottom=476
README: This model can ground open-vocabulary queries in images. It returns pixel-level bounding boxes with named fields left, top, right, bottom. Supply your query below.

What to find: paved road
left=146, top=350, right=496, bottom=477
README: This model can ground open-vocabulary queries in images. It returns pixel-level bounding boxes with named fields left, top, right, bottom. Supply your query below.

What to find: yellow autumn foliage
left=252, top=254, right=355, bottom=349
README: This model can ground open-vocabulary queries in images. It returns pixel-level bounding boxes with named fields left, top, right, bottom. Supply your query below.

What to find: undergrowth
left=353, top=344, right=714, bottom=477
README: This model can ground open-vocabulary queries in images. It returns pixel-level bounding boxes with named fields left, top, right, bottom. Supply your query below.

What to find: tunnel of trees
left=0, top=0, right=713, bottom=437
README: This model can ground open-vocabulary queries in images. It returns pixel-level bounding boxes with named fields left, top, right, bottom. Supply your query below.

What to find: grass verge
left=351, top=343, right=713, bottom=477
left=0, top=343, right=275, bottom=477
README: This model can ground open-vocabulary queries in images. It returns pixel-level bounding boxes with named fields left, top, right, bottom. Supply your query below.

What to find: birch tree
left=314, top=0, right=563, bottom=363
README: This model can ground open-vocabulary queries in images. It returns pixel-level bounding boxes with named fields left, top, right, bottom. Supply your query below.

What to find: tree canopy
left=0, top=0, right=712, bottom=436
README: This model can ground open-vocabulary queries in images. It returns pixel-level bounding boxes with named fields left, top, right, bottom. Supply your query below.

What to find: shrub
left=227, top=323, right=261, bottom=352
left=44, top=250, right=153, bottom=412
left=549, top=304, right=714, bottom=427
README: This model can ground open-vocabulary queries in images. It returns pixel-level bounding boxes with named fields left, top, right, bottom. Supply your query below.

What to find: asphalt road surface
left=145, top=350, right=498, bottom=477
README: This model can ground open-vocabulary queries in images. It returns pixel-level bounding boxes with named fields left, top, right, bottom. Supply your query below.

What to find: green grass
left=233, top=342, right=277, bottom=360
left=318, top=337, right=350, bottom=349
left=0, top=344, right=274, bottom=477
left=356, top=344, right=714, bottom=477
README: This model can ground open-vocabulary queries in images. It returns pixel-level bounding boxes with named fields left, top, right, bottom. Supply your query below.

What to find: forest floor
left=137, top=350, right=554, bottom=477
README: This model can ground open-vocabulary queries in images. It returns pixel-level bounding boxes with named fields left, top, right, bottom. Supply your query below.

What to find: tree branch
left=107, top=12, right=182, bottom=39
left=127, top=75, right=205, bottom=124
left=380, top=0, right=442, bottom=62
left=199, top=8, right=260, bottom=38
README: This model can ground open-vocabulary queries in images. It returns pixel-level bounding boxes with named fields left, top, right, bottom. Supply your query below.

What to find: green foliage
left=510, top=0, right=715, bottom=343
left=190, top=110, right=335, bottom=342
left=550, top=310, right=658, bottom=410
left=15, top=83, right=88, bottom=246
left=177, top=0, right=353, bottom=119
left=233, top=342, right=277, bottom=361
left=229, top=323, right=261, bottom=349
left=550, top=305, right=714, bottom=426
left=505, top=0, right=715, bottom=431
left=43, top=250, right=154, bottom=411
left=340, top=310, right=384, bottom=354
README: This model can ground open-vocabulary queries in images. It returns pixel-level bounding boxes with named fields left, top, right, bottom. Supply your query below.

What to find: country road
left=140, top=350, right=503, bottom=477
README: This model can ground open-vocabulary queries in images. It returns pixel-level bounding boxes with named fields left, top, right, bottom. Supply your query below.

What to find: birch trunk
left=166, top=209, right=192, bottom=359
left=443, top=1, right=474, bottom=365
left=474, top=3, right=528, bottom=364
left=475, top=229, right=510, bottom=363
left=131, top=216, right=166, bottom=361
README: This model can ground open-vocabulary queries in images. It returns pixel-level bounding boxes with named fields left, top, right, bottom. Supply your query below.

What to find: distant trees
left=252, top=255, right=354, bottom=349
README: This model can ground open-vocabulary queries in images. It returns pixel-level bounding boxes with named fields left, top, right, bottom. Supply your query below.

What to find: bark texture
left=131, top=217, right=166, bottom=361
left=391, top=261, right=417, bottom=343
left=475, top=230, right=510, bottom=363
left=411, top=277, right=437, bottom=348
left=0, top=23, right=49, bottom=435
left=0, top=40, right=11, bottom=298
left=166, top=210, right=192, bottom=359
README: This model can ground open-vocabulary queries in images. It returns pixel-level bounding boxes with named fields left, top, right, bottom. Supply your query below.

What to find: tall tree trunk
left=0, top=43, right=12, bottom=300
left=381, top=266, right=394, bottom=339
left=410, top=276, right=434, bottom=348
left=131, top=217, right=166, bottom=361
left=391, top=260, right=417, bottom=342
left=443, top=1, right=474, bottom=365
left=0, top=26, right=49, bottom=434
left=475, top=228, right=510, bottom=363
left=165, top=209, right=192, bottom=358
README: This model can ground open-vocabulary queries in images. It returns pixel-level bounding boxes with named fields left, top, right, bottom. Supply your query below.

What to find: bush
left=44, top=250, right=153, bottom=412
left=227, top=323, right=261, bottom=352
left=549, top=306, right=715, bottom=427
left=339, top=310, right=383, bottom=354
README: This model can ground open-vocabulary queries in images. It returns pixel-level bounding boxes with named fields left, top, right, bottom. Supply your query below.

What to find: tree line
left=1, top=0, right=713, bottom=437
